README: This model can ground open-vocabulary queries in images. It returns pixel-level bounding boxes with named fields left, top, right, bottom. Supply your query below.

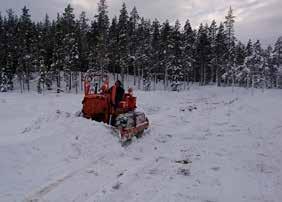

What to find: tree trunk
left=57, top=72, right=61, bottom=93
left=232, top=73, right=235, bottom=92
left=19, top=74, right=23, bottom=93
left=203, top=63, right=206, bottom=85
left=154, top=74, right=157, bottom=91
left=69, top=73, right=72, bottom=92
left=164, top=67, right=168, bottom=90
left=80, top=72, right=83, bottom=92
left=211, top=66, right=214, bottom=84
left=251, top=74, right=255, bottom=95
left=133, top=64, right=136, bottom=86
left=138, top=68, right=141, bottom=90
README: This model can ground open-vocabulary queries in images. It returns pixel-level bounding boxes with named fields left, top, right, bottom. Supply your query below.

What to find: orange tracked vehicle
left=81, top=73, right=149, bottom=143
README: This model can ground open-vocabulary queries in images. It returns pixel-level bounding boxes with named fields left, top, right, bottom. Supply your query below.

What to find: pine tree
left=243, top=40, right=265, bottom=88
left=128, top=6, right=140, bottom=84
left=95, top=0, right=109, bottom=77
left=195, top=23, right=211, bottom=85
left=208, top=20, right=218, bottom=83
left=246, top=39, right=253, bottom=57
left=108, top=17, right=119, bottom=76
left=3, top=9, right=18, bottom=91
left=117, top=3, right=129, bottom=84
left=273, top=36, right=282, bottom=71
left=273, top=37, right=282, bottom=87
left=88, top=19, right=99, bottom=72
left=169, top=20, right=184, bottom=91
left=135, top=18, right=152, bottom=90
left=42, top=14, right=55, bottom=69
left=151, top=19, right=161, bottom=87
left=77, top=11, right=89, bottom=72
left=235, top=41, right=246, bottom=66
left=37, top=56, right=46, bottom=93
left=61, top=4, right=79, bottom=92
left=224, top=7, right=236, bottom=86
left=51, top=14, right=64, bottom=92
left=160, top=20, right=173, bottom=89
left=17, top=6, right=34, bottom=92
left=0, top=15, right=9, bottom=93
left=232, top=41, right=247, bottom=86
left=0, top=13, right=4, bottom=68
left=0, top=13, right=6, bottom=91
left=214, top=23, right=227, bottom=86
left=264, top=45, right=277, bottom=87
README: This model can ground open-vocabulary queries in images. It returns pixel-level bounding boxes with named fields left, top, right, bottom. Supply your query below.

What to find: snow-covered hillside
left=1, top=87, right=282, bottom=202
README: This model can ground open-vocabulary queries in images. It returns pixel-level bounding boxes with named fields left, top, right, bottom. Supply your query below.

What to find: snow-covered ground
left=1, top=87, right=282, bottom=202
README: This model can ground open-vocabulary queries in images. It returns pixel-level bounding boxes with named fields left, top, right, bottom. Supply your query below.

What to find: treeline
left=0, top=0, right=281, bottom=92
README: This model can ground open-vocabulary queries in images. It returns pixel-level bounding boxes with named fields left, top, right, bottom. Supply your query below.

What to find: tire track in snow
left=24, top=150, right=116, bottom=202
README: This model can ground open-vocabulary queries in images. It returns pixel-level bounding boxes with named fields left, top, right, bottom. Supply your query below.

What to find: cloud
left=0, top=0, right=281, bottom=46
left=71, top=0, right=97, bottom=11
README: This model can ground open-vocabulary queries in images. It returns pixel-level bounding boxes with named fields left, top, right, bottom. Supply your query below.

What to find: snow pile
left=0, top=87, right=282, bottom=202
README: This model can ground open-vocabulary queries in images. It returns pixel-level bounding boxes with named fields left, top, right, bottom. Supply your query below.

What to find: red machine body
left=82, top=76, right=149, bottom=143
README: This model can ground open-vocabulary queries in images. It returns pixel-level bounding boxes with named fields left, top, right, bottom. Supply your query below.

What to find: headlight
left=120, top=116, right=128, bottom=127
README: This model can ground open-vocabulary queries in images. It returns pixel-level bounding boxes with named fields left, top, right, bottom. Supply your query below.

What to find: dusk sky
left=0, top=0, right=281, bottom=47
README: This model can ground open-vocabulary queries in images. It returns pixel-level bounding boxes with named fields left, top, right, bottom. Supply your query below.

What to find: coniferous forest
left=0, top=0, right=282, bottom=93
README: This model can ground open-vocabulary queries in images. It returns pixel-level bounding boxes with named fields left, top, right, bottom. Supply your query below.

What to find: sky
left=0, top=0, right=281, bottom=47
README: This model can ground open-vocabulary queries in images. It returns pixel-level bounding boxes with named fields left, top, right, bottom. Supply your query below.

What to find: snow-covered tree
left=108, top=17, right=119, bottom=76
left=128, top=6, right=140, bottom=84
left=242, top=40, right=265, bottom=88
left=37, top=57, right=46, bottom=94
left=0, top=67, right=9, bottom=92
left=95, top=0, right=110, bottom=76
left=150, top=19, right=161, bottom=88
left=224, top=7, right=236, bottom=86
left=51, top=14, right=64, bottom=92
left=117, top=3, right=129, bottom=84
left=61, top=4, right=80, bottom=92
left=17, top=6, right=34, bottom=92
left=195, top=23, right=211, bottom=85
left=140, top=19, right=152, bottom=91
left=272, top=37, right=282, bottom=88
left=134, top=18, right=152, bottom=90
left=208, top=20, right=218, bottom=83
left=182, top=20, right=195, bottom=85
left=169, top=20, right=184, bottom=91
left=77, top=11, right=89, bottom=72
left=160, top=20, right=173, bottom=89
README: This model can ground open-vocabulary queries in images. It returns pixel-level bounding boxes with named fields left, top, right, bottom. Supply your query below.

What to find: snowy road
left=1, top=87, right=282, bottom=202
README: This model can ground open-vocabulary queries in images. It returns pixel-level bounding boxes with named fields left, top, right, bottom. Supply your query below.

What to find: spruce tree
left=108, top=17, right=119, bottom=77
left=95, top=0, right=109, bottom=77
left=195, top=23, right=211, bottom=85
left=77, top=11, right=89, bottom=72
left=208, top=20, right=218, bottom=83
left=169, top=20, right=184, bottom=90
left=215, top=23, right=227, bottom=86
left=135, top=18, right=152, bottom=90
left=264, top=45, right=277, bottom=87
left=61, top=4, right=79, bottom=92
left=160, top=20, right=173, bottom=89
left=224, top=7, right=236, bottom=86
left=128, top=6, right=140, bottom=84
left=117, top=3, right=129, bottom=84
left=18, top=6, right=33, bottom=92
left=151, top=19, right=161, bottom=86
left=51, top=14, right=64, bottom=92
left=273, top=36, right=282, bottom=70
